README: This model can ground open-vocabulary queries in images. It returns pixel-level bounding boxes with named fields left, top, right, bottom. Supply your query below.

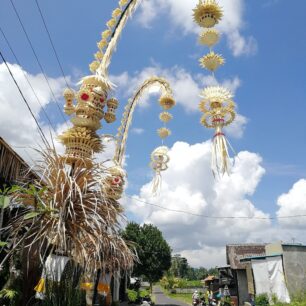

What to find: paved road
left=153, top=286, right=189, bottom=306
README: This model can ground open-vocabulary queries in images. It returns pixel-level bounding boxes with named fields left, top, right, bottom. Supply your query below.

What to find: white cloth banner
left=267, top=256, right=291, bottom=304
left=252, top=256, right=290, bottom=304
left=43, top=254, right=69, bottom=282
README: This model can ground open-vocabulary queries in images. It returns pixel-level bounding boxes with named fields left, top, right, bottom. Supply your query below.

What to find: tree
left=170, top=254, right=188, bottom=278
left=122, top=222, right=171, bottom=291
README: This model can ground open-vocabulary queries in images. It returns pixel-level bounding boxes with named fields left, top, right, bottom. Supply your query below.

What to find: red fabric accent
left=81, top=93, right=89, bottom=101
left=100, top=97, right=105, bottom=103
left=214, top=132, right=225, bottom=138
left=212, top=118, right=224, bottom=123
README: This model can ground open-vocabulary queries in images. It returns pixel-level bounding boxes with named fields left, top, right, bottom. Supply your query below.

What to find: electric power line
left=9, top=0, right=67, bottom=125
left=0, top=50, right=49, bottom=148
left=34, top=0, right=70, bottom=89
left=0, top=25, right=57, bottom=133
left=125, top=195, right=306, bottom=221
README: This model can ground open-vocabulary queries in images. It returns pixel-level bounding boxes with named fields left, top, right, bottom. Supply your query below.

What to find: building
left=226, top=244, right=266, bottom=305
left=0, top=137, right=39, bottom=187
left=225, top=242, right=306, bottom=305
left=0, top=137, right=41, bottom=306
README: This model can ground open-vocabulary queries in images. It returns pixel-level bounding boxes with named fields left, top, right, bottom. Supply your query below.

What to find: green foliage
left=127, top=289, right=138, bottom=302
left=268, top=292, right=306, bottom=306
left=139, top=289, right=150, bottom=298
left=255, top=294, right=269, bottom=306
left=122, top=222, right=171, bottom=286
left=0, top=288, right=18, bottom=299
left=160, top=276, right=180, bottom=290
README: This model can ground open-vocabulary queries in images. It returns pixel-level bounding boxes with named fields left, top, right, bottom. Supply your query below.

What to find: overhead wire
left=125, top=195, right=306, bottom=221
left=0, top=50, right=50, bottom=148
left=33, top=0, right=70, bottom=89
left=0, top=25, right=57, bottom=133
left=8, top=0, right=68, bottom=125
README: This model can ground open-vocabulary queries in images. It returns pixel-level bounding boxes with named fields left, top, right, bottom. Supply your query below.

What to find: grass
left=167, top=292, right=193, bottom=304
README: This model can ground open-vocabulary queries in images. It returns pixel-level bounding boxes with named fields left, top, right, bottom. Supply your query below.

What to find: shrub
left=255, top=294, right=269, bottom=306
left=139, top=289, right=150, bottom=298
left=127, top=289, right=138, bottom=303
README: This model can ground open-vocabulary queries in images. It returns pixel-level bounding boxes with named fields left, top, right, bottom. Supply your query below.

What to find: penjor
left=193, top=0, right=237, bottom=176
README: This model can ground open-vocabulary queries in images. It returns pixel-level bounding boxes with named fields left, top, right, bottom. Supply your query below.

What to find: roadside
left=153, top=285, right=189, bottom=306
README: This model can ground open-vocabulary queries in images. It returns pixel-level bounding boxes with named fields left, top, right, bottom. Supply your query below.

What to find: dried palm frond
left=1, top=148, right=135, bottom=273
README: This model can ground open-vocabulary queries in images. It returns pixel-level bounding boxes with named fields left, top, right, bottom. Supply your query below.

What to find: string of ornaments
left=150, top=95, right=176, bottom=195
left=193, top=0, right=236, bottom=176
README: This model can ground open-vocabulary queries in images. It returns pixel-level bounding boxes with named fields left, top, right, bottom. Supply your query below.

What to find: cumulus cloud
left=276, top=179, right=306, bottom=229
left=137, top=0, right=257, bottom=56
left=0, top=63, right=69, bottom=164
left=124, top=140, right=270, bottom=267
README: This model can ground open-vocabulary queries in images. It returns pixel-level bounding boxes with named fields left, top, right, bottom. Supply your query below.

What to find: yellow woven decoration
left=199, top=29, right=220, bottom=47
left=63, top=88, right=75, bottom=115
left=58, top=127, right=103, bottom=164
left=104, top=112, right=116, bottom=123
left=159, top=112, right=173, bottom=123
left=119, top=0, right=128, bottom=7
left=107, top=18, right=117, bottom=29
left=193, top=0, right=223, bottom=28
left=199, top=52, right=225, bottom=71
left=89, top=61, right=100, bottom=73
left=199, top=86, right=236, bottom=176
left=102, top=30, right=112, bottom=39
left=97, top=39, right=108, bottom=50
left=112, top=8, right=122, bottom=18
left=200, top=86, right=233, bottom=105
left=159, top=95, right=176, bottom=110
left=107, top=98, right=119, bottom=109
left=157, top=127, right=171, bottom=139
left=102, top=165, right=126, bottom=200
left=95, top=51, right=104, bottom=61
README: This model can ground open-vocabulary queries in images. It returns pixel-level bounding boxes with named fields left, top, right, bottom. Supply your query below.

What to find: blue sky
left=1, top=0, right=306, bottom=266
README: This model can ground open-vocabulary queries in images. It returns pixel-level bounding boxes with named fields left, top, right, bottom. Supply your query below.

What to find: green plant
left=0, top=288, right=19, bottom=306
left=255, top=293, right=269, bottom=306
left=127, top=289, right=138, bottom=303
left=139, top=289, right=150, bottom=298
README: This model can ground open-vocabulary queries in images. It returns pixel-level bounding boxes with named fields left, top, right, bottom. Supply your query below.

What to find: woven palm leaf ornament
left=59, top=0, right=141, bottom=164
left=193, top=0, right=237, bottom=176
left=113, top=77, right=176, bottom=196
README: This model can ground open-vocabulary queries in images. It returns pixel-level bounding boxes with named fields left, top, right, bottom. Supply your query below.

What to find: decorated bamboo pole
left=193, top=0, right=237, bottom=176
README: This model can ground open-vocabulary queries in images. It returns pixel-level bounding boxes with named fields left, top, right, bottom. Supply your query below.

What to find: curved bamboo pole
left=114, top=77, right=173, bottom=165
left=97, top=0, right=142, bottom=81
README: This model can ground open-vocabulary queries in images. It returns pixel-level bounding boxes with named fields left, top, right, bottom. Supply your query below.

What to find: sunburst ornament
left=159, top=112, right=173, bottom=123
left=193, top=0, right=223, bottom=28
left=199, top=29, right=220, bottom=47
left=199, top=52, right=225, bottom=71
left=159, top=95, right=176, bottom=110
left=157, top=127, right=171, bottom=139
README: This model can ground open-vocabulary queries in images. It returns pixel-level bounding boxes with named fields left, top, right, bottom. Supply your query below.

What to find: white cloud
left=137, top=0, right=257, bottom=56
left=124, top=140, right=270, bottom=267
left=0, top=63, right=69, bottom=164
left=131, top=128, right=145, bottom=135
left=276, top=179, right=306, bottom=229
left=225, top=113, right=248, bottom=139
